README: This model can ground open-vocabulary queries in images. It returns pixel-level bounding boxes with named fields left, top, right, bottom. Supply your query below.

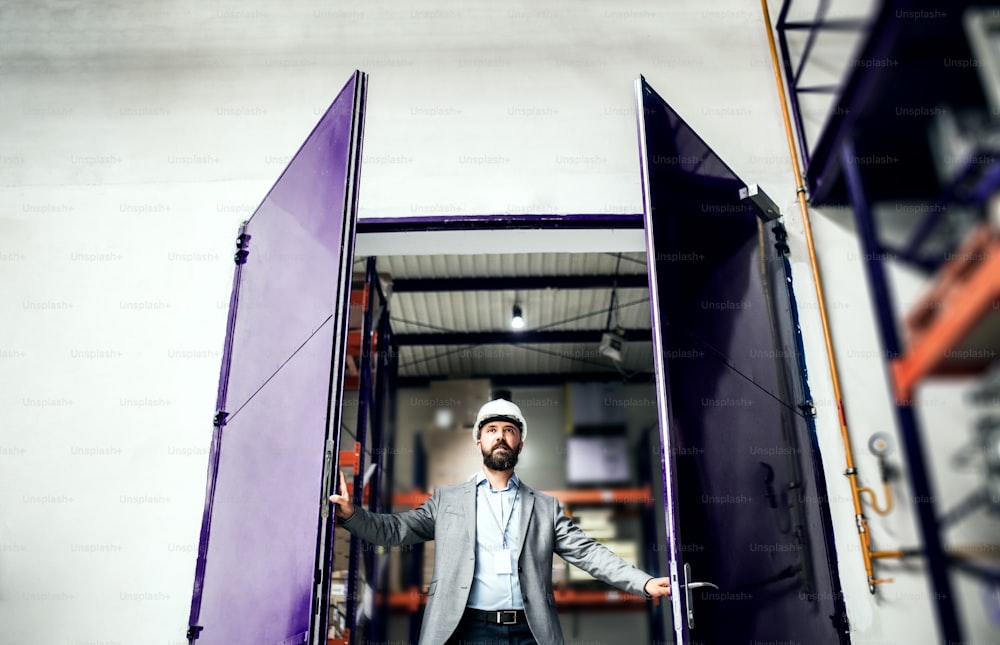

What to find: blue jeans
left=445, top=611, right=538, bottom=645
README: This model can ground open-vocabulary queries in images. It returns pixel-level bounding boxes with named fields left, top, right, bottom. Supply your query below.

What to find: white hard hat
left=473, top=398, right=527, bottom=439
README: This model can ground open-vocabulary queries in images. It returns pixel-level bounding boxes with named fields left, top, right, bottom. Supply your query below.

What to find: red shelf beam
left=892, top=227, right=1000, bottom=402
left=392, top=486, right=652, bottom=508
left=378, top=587, right=652, bottom=614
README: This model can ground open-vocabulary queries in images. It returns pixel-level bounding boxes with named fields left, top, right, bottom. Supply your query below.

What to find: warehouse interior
left=340, top=249, right=668, bottom=644
left=2, top=0, right=1000, bottom=644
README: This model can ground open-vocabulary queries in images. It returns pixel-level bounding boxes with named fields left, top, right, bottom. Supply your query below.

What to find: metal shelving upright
left=332, top=257, right=398, bottom=645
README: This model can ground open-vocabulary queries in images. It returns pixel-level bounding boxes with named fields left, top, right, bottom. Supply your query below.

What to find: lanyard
left=481, top=485, right=519, bottom=548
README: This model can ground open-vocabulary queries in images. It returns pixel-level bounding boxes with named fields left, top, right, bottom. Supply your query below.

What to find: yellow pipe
left=859, top=481, right=894, bottom=516
left=758, top=0, right=883, bottom=592
left=870, top=550, right=905, bottom=559
left=872, top=545, right=1000, bottom=560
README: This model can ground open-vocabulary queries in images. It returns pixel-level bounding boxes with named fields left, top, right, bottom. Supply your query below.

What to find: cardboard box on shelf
left=329, top=569, right=348, bottom=603
left=333, top=526, right=352, bottom=572
left=328, top=569, right=349, bottom=639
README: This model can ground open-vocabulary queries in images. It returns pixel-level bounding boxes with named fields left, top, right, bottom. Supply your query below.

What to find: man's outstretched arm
left=330, top=470, right=436, bottom=546
left=553, top=502, right=670, bottom=598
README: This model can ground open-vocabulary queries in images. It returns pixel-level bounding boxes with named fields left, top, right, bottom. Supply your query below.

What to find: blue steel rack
left=336, top=257, right=397, bottom=645
left=776, top=1, right=1000, bottom=642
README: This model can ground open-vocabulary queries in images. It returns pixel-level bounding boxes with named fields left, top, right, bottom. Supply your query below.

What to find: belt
left=466, top=608, right=527, bottom=625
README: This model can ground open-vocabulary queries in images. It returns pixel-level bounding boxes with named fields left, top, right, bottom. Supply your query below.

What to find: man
left=329, top=398, right=671, bottom=645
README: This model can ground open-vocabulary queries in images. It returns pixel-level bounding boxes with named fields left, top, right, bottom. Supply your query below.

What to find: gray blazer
left=340, top=476, right=653, bottom=645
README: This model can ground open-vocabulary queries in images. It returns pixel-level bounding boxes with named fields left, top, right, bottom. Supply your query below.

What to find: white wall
left=2, top=0, right=996, bottom=643
left=793, top=206, right=1000, bottom=644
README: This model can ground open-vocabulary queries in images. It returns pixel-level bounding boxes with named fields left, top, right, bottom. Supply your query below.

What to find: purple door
left=187, top=72, right=366, bottom=645
left=636, top=77, right=847, bottom=644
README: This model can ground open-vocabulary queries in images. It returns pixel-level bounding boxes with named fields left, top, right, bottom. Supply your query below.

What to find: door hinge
left=187, top=624, right=203, bottom=642
left=321, top=438, right=335, bottom=519
left=234, top=232, right=251, bottom=265
left=213, top=409, right=229, bottom=428
left=771, top=223, right=790, bottom=256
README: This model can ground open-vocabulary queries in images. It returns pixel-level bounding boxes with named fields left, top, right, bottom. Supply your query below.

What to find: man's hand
left=644, top=577, right=671, bottom=598
left=328, top=470, right=355, bottom=520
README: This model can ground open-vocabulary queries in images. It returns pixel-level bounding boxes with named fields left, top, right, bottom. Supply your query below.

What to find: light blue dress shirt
left=466, top=470, right=525, bottom=610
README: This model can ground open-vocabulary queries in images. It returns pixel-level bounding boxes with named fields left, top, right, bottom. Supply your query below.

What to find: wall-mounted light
left=511, top=303, right=525, bottom=329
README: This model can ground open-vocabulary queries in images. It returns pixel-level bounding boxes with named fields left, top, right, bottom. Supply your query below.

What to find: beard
left=482, top=442, right=520, bottom=471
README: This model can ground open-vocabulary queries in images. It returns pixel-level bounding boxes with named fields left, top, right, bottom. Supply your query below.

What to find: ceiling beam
left=391, top=274, right=648, bottom=292
left=356, top=213, right=643, bottom=234
left=394, top=329, right=652, bottom=346
left=396, top=371, right=654, bottom=388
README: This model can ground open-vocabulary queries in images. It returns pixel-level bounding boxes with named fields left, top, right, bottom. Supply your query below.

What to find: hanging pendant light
left=511, top=303, right=525, bottom=329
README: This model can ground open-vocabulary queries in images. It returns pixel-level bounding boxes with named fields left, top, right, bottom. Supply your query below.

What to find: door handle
left=682, top=562, right=719, bottom=629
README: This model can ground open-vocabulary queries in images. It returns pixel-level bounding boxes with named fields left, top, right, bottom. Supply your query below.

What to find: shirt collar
left=475, top=470, right=520, bottom=492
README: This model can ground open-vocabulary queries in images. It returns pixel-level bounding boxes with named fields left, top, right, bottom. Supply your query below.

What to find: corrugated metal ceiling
left=360, top=252, right=654, bottom=383
left=372, top=252, right=647, bottom=279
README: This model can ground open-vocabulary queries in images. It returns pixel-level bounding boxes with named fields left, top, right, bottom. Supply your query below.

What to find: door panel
left=187, top=71, right=366, bottom=645
left=223, top=79, right=364, bottom=415
left=636, top=77, right=846, bottom=644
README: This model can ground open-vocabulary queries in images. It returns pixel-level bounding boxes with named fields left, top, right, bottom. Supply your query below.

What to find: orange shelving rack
left=892, top=224, right=1000, bottom=402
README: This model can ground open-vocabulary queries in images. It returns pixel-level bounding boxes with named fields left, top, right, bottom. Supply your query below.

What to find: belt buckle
left=500, top=610, right=518, bottom=625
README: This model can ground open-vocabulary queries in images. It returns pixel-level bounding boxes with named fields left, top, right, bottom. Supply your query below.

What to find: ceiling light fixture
left=511, top=303, right=525, bottom=329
